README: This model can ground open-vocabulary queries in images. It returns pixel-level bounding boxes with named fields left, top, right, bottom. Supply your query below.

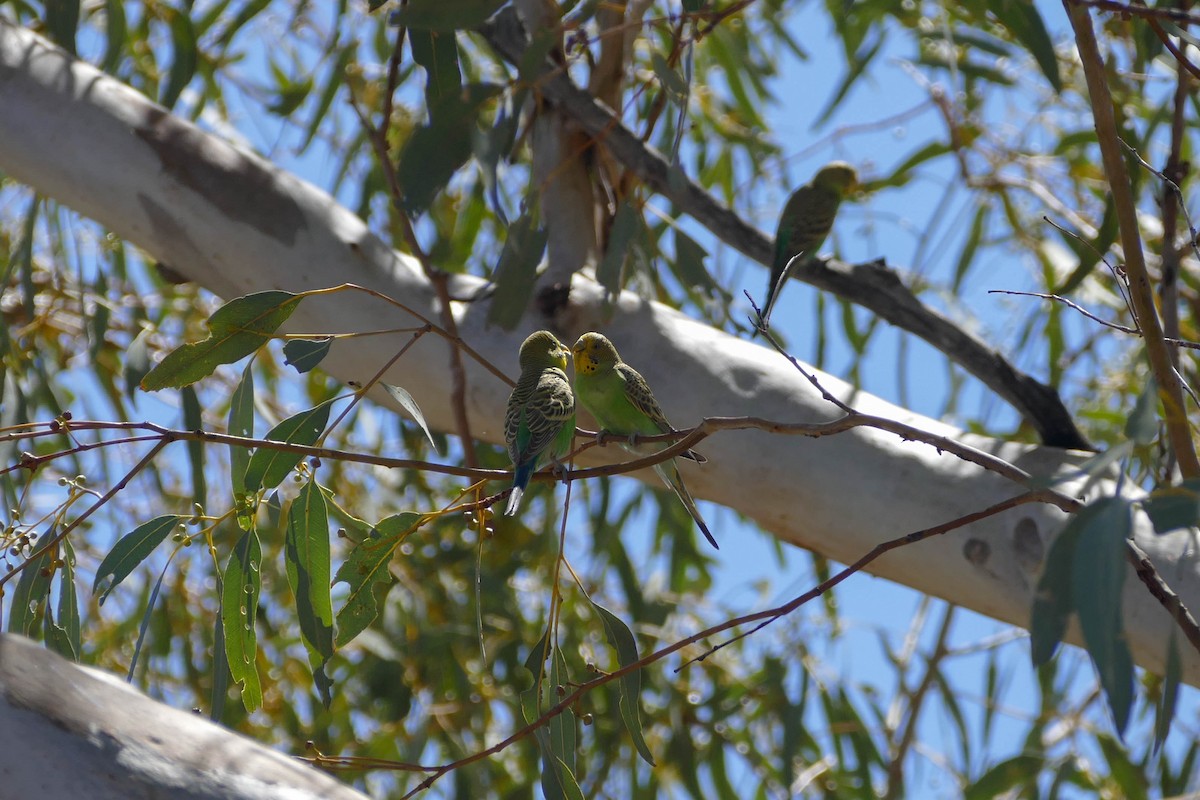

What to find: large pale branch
left=0, top=633, right=370, bottom=799
left=1, top=15, right=1198, bottom=703
left=480, top=8, right=1089, bottom=451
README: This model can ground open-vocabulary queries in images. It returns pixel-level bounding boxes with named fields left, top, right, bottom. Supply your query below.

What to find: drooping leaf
left=1124, top=380, right=1158, bottom=446
left=123, top=327, right=152, bottom=402
left=381, top=384, right=440, bottom=453
left=301, top=45, right=356, bottom=152
left=161, top=7, right=198, bottom=109
left=1155, top=633, right=1181, bottom=752
left=182, top=385, right=206, bottom=510
left=410, top=29, right=462, bottom=110
left=964, top=754, right=1046, bottom=800
left=988, top=0, right=1062, bottom=93
left=92, top=515, right=183, bottom=605
left=44, top=0, right=80, bottom=55
left=282, top=337, right=332, bottom=374
left=222, top=527, right=263, bottom=711
left=333, top=512, right=419, bottom=646
left=597, top=202, right=641, bottom=296
left=141, top=291, right=302, bottom=390
left=396, top=83, right=502, bottom=213
left=285, top=480, right=335, bottom=705
left=650, top=52, right=688, bottom=106
left=1141, top=479, right=1200, bottom=534
left=486, top=209, right=548, bottom=330
left=390, top=0, right=506, bottom=31
left=100, top=0, right=127, bottom=74
left=1070, top=496, right=1134, bottom=735
left=45, top=539, right=80, bottom=661
left=1030, top=508, right=1082, bottom=666
left=228, top=362, right=255, bottom=515
left=127, top=556, right=174, bottom=683
left=9, top=544, right=53, bottom=637
left=593, top=602, right=656, bottom=766
left=671, top=228, right=717, bottom=294
left=242, top=398, right=335, bottom=493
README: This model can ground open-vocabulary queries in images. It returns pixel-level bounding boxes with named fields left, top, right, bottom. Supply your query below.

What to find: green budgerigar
left=571, top=332, right=718, bottom=550
left=504, top=331, right=576, bottom=517
left=761, top=161, right=858, bottom=322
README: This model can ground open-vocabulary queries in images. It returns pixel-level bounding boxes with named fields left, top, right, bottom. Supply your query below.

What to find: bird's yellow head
left=518, top=330, right=570, bottom=371
left=571, top=332, right=620, bottom=376
left=814, top=162, right=859, bottom=197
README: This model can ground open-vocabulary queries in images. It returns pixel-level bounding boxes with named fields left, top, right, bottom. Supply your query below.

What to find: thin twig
left=1065, top=1, right=1200, bottom=476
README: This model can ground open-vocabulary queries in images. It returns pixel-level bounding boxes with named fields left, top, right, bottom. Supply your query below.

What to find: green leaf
left=210, top=588, right=229, bottom=721
left=302, top=45, right=356, bottom=152
left=1054, top=197, right=1117, bottom=295
left=671, top=229, right=717, bottom=294
left=285, top=480, right=335, bottom=705
left=123, top=327, right=152, bottom=402
left=1030, top=508, right=1082, bottom=666
left=1070, top=496, right=1134, bottom=735
left=1097, top=733, right=1148, bottom=798
left=410, top=29, right=462, bottom=110
left=161, top=7, right=198, bottom=109
left=242, top=398, right=334, bottom=493
left=282, top=337, right=332, bottom=373
left=228, top=362, right=255, bottom=505
left=486, top=209, right=548, bottom=330
left=988, top=0, right=1062, bottom=93
left=390, top=0, right=506, bottom=31
left=952, top=203, right=987, bottom=292
left=46, top=539, right=80, bottom=661
left=45, top=0, right=80, bottom=55
left=650, top=52, right=688, bottom=106
left=593, top=602, right=656, bottom=766
left=127, top=556, right=173, bottom=683
left=101, top=0, right=127, bottom=74
left=222, top=528, right=263, bottom=711
left=536, top=747, right=585, bottom=800
left=182, top=385, right=206, bottom=510
left=597, top=202, right=641, bottom=296
left=333, top=512, right=418, bottom=646
left=265, top=57, right=313, bottom=116
left=381, top=384, right=440, bottom=453
left=9, top=544, right=53, bottom=637
left=1142, top=480, right=1200, bottom=534
left=92, top=515, right=183, bottom=604
left=397, top=84, right=502, bottom=213
left=1124, top=380, right=1158, bottom=446
left=964, top=754, right=1045, bottom=799
left=1155, top=633, right=1181, bottom=752
left=141, top=291, right=302, bottom=390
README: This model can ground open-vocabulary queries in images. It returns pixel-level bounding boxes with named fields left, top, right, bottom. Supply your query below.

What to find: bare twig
left=1065, top=1, right=1200, bottom=476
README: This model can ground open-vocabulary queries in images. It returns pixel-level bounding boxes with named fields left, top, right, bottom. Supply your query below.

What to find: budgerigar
left=504, top=331, right=576, bottom=517
left=762, top=161, right=858, bottom=322
left=571, top=332, right=718, bottom=550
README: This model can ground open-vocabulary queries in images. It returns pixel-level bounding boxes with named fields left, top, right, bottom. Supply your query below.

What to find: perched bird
left=571, top=332, right=718, bottom=549
left=762, top=161, right=858, bottom=322
left=504, top=331, right=576, bottom=517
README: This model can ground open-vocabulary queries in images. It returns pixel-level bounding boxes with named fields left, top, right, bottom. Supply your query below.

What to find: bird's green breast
left=576, top=369, right=659, bottom=435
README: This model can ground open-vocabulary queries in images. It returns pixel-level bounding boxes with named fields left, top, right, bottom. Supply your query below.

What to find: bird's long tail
left=505, top=462, right=534, bottom=517
left=653, top=461, right=719, bottom=549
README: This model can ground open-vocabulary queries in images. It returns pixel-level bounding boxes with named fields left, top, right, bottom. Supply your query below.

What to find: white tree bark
left=0, top=633, right=369, bottom=799
left=1, top=14, right=1197, bottom=706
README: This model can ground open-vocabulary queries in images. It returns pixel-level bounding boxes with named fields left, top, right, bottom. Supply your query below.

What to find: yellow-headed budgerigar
left=503, top=331, right=576, bottom=517
left=762, top=161, right=858, bottom=322
left=571, top=332, right=718, bottom=549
